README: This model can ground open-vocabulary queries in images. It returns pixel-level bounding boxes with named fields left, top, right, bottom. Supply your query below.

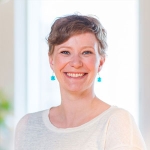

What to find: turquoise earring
left=50, top=72, right=55, bottom=81
left=51, top=75, right=55, bottom=81
left=97, top=73, right=102, bottom=82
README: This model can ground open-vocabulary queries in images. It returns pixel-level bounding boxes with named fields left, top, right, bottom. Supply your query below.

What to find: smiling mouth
left=66, top=73, right=87, bottom=78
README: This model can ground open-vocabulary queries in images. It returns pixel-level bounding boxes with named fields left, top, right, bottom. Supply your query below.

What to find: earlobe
left=98, top=65, right=102, bottom=72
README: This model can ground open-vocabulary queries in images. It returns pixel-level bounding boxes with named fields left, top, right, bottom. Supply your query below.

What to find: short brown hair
left=47, top=14, right=107, bottom=56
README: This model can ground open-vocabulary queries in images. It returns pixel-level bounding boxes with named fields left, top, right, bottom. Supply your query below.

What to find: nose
left=69, top=54, right=83, bottom=68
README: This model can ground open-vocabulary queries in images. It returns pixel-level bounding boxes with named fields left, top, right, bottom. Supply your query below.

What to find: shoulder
left=105, top=106, right=147, bottom=149
left=108, top=106, right=134, bottom=123
left=107, top=106, right=137, bottom=134
left=15, top=110, right=48, bottom=142
left=15, top=109, right=48, bottom=132
left=15, top=110, right=49, bottom=149
left=15, top=114, right=30, bottom=134
left=101, top=106, right=134, bottom=125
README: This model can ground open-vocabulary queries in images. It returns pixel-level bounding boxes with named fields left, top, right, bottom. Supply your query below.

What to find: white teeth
left=67, top=73, right=84, bottom=77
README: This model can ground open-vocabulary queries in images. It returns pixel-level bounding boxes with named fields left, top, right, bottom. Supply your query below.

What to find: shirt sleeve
left=104, top=109, right=147, bottom=150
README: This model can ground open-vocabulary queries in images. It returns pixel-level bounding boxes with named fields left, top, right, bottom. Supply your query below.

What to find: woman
left=15, top=14, right=147, bottom=150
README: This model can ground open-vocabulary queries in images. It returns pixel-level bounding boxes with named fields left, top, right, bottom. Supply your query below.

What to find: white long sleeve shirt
left=15, top=106, right=147, bottom=150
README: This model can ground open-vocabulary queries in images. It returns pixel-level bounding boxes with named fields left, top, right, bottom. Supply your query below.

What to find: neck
left=60, top=85, right=96, bottom=110
left=55, top=86, right=100, bottom=127
left=49, top=86, right=110, bottom=128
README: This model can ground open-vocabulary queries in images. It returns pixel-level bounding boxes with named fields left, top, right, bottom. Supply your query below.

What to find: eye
left=82, top=51, right=93, bottom=55
left=61, top=51, right=70, bottom=55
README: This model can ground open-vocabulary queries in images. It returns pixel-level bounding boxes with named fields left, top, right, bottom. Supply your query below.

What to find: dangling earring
left=97, top=73, right=102, bottom=82
left=50, top=72, right=55, bottom=81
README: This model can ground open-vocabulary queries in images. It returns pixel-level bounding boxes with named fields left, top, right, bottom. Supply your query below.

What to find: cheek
left=88, top=57, right=100, bottom=67
left=53, top=56, right=68, bottom=71
left=84, top=58, right=99, bottom=73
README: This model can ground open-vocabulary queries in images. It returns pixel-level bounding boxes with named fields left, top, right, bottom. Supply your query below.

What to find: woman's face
left=49, top=33, right=105, bottom=93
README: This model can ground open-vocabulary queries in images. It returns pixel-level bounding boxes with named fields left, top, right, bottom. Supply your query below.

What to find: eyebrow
left=57, top=46, right=94, bottom=50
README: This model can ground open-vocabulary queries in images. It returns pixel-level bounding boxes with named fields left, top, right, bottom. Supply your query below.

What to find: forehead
left=55, top=33, right=99, bottom=49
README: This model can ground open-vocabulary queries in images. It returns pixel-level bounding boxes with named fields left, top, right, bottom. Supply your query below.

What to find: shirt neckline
left=43, top=105, right=116, bottom=133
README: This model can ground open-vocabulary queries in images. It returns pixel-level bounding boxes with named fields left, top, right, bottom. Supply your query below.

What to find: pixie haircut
left=47, top=14, right=107, bottom=56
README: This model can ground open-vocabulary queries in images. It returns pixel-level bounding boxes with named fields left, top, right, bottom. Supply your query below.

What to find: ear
left=98, top=56, right=105, bottom=72
left=48, top=52, right=54, bottom=70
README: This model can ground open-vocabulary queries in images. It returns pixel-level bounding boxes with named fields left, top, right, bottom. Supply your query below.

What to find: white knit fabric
left=15, top=106, right=147, bottom=150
